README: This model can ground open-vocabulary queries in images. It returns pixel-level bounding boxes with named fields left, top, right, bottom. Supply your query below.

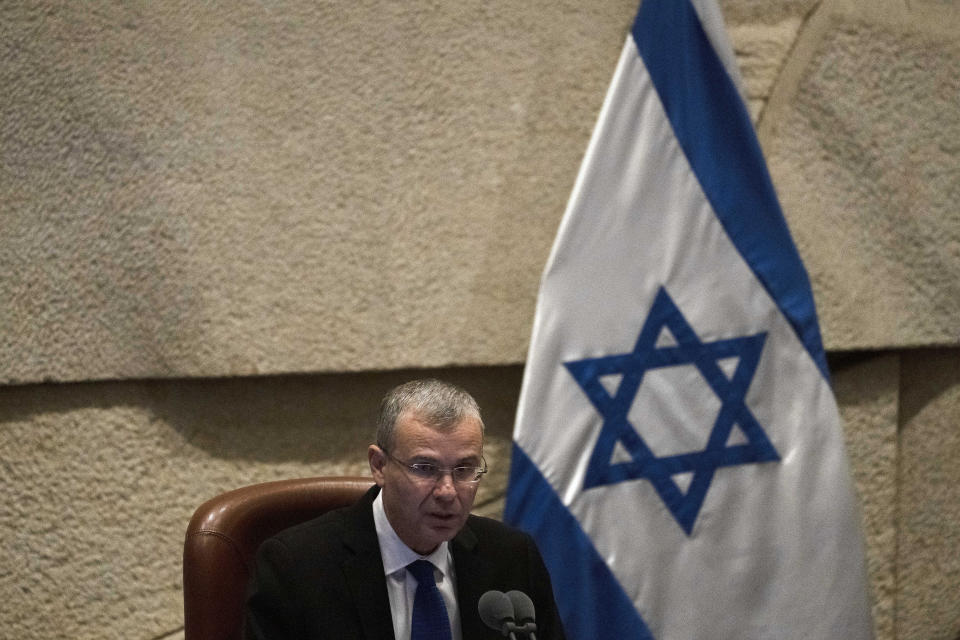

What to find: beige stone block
left=727, top=18, right=804, bottom=120
left=720, top=0, right=820, bottom=24
left=831, top=352, right=900, bottom=640
left=0, top=0, right=638, bottom=385
left=897, top=349, right=960, bottom=640
left=760, top=9, right=960, bottom=350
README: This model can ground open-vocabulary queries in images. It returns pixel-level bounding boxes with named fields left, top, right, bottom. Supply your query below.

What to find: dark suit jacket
left=244, top=486, right=565, bottom=640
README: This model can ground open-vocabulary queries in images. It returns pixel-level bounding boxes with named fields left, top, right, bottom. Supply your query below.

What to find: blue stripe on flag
left=504, top=444, right=656, bottom=640
left=632, top=0, right=831, bottom=381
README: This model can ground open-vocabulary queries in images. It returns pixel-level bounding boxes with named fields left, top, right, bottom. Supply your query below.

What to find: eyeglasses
left=384, top=450, right=488, bottom=485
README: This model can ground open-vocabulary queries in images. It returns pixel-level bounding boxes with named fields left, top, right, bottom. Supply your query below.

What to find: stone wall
left=2, top=0, right=958, bottom=638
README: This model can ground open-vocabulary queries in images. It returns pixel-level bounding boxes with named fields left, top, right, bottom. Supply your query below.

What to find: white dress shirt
left=372, top=491, right=462, bottom=640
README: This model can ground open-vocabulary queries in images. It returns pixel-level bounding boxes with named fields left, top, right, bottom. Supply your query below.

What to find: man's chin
left=410, top=529, right=457, bottom=555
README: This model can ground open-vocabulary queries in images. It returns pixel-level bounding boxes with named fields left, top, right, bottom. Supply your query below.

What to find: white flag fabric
left=503, top=1, right=874, bottom=639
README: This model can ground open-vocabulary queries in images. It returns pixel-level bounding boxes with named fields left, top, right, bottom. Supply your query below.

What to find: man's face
left=369, top=411, right=483, bottom=555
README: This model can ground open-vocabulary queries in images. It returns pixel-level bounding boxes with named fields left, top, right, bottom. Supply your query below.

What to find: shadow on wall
left=0, top=365, right=525, bottom=466
left=152, top=365, right=526, bottom=464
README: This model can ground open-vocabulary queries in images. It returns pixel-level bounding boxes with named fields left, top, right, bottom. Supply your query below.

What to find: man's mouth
left=427, top=512, right=458, bottom=524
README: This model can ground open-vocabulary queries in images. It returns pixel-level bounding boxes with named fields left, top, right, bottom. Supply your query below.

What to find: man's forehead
left=394, top=412, right=483, bottom=448
left=397, top=409, right=481, bottom=431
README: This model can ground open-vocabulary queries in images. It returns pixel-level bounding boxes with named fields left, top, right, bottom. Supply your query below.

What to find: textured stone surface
left=897, top=350, right=960, bottom=640
left=4, top=0, right=957, bottom=386
left=0, top=0, right=637, bottom=385
left=721, top=0, right=815, bottom=121
left=720, top=0, right=819, bottom=24
left=831, top=352, right=900, bottom=640
left=728, top=18, right=803, bottom=121
left=761, top=8, right=960, bottom=350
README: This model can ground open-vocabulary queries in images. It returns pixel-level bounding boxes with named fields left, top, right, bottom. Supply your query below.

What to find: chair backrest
left=182, top=475, right=374, bottom=640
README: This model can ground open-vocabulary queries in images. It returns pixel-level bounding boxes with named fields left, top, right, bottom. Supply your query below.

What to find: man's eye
left=409, top=463, right=438, bottom=477
left=452, top=467, right=476, bottom=481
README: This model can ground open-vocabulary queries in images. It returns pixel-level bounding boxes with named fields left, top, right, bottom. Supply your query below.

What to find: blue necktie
left=407, top=560, right=453, bottom=640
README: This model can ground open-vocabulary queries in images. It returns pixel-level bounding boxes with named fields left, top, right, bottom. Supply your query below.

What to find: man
left=245, top=379, right=566, bottom=639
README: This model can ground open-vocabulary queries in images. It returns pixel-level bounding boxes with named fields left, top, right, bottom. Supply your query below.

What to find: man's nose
left=433, top=471, right=457, bottom=499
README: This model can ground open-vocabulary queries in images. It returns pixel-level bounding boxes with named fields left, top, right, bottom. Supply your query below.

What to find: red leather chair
left=182, top=476, right=374, bottom=640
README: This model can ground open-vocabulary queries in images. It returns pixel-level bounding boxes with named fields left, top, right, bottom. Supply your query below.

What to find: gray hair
left=376, top=379, right=483, bottom=452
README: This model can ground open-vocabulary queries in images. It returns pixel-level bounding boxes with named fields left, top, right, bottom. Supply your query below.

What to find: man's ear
left=368, top=445, right=387, bottom=487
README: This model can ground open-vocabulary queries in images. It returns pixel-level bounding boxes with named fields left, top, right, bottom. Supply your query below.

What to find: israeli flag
left=503, top=1, right=874, bottom=638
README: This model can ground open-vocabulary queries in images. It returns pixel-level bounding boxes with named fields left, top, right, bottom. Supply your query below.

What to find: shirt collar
left=373, top=489, right=451, bottom=578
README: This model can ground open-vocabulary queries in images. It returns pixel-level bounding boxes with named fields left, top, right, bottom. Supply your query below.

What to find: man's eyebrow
left=407, top=455, right=480, bottom=466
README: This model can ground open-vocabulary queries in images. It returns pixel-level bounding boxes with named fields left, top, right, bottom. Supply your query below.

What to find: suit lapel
left=451, top=519, right=494, bottom=639
left=340, top=486, right=397, bottom=640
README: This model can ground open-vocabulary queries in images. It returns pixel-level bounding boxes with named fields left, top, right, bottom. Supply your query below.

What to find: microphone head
left=478, top=590, right=515, bottom=636
left=505, top=590, right=536, bottom=624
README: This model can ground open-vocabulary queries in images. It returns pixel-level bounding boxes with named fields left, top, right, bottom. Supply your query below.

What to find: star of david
left=565, top=286, right=780, bottom=535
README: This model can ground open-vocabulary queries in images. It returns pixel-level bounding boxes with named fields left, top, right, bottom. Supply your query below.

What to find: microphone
left=506, top=590, right=537, bottom=640
left=478, top=590, right=517, bottom=638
